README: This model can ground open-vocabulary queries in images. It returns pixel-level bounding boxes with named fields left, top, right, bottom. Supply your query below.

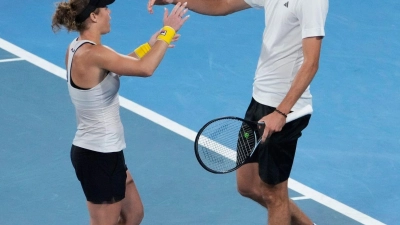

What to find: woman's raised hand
left=162, top=2, right=189, bottom=32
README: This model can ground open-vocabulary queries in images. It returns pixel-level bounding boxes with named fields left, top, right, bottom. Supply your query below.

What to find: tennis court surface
left=0, top=0, right=399, bottom=224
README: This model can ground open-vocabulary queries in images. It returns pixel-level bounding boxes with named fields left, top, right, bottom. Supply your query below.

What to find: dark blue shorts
left=243, top=98, right=311, bottom=185
left=70, top=145, right=127, bottom=204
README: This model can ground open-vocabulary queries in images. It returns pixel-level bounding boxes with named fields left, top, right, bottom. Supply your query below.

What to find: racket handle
left=257, top=121, right=266, bottom=135
left=286, top=105, right=313, bottom=123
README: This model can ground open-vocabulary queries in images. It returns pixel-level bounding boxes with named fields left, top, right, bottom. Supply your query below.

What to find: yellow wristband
left=157, top=26, right=176, bottom=45
left=134, top=42, right=152, bottom=59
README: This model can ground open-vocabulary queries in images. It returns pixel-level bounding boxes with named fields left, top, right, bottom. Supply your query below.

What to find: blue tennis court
left=0, top=0, right=399, bottom=224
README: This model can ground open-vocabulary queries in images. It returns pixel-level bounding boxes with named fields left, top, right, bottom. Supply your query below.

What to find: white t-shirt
left=67, top=38, right=126, bottom=153
left=244, top=0, right=329, bottom=111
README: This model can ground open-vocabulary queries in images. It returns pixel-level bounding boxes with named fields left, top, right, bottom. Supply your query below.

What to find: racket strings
left=196, top=119, right=257, bottom=173
left=236, top=123, right=256, bottom=164
left=237, top=124, right=254, bottom=160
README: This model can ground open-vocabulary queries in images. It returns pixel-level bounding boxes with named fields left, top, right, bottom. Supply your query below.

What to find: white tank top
left=67, top=38, right=126, bottom=153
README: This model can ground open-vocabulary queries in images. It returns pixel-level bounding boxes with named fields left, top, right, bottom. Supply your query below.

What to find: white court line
left=0, top=57, right=24, bottom=63
left=0, top=37, right=386, bottom=225
left=291, top=196, right=311, bottom=201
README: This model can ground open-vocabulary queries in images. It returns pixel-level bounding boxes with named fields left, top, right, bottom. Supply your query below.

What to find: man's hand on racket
left=148, top=0, right=174, bottom=14
left=163, top=2, right=189, bottom=31
left=259, top=111, right=287, bottom=143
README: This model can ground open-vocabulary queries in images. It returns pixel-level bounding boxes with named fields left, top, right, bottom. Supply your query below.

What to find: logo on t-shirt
left=284, top=1, right=289, bottom=7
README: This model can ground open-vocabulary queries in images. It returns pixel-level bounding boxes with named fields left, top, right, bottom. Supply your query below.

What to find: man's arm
left=277, top=36, right=323, bottom=115
left=260, top=36, right=323, bottom=141
left=148, top=0, right=251, bottom=16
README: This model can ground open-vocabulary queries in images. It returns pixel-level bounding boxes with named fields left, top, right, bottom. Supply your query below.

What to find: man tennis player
left=148, top=0, right=328, bottom=224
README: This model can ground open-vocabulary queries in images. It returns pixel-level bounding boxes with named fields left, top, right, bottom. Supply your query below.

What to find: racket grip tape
left=257, top=122, right=266, bottom=136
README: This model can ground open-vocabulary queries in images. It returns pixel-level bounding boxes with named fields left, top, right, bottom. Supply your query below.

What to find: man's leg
left=236, top=162, right=266, bottom=207
left=237, top=165, right=313, bottom=225
left=260, top=180, right=290, bottom=224
left=260, top=179, right=313, bottom=225
left=289, top=198, right=314, bottom=225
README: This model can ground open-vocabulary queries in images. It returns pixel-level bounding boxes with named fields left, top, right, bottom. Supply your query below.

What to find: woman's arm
left=96, top=2, right=189, bottom=77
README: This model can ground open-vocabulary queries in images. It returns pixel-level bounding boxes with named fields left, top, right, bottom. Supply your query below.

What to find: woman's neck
left=79, top=30, right=101, bottom=45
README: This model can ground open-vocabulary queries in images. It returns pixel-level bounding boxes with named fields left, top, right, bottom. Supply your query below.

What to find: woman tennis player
left=51, top=0, right=189, bottom=224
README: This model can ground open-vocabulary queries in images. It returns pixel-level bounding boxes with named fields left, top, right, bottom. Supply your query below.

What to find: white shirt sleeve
left=244, top=0, right=264, bottom=9
left=296, top=0, right=329, bottom=38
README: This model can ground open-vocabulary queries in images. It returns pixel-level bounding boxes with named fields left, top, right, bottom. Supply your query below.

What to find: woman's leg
left=87, top=201, right=122, bottom=225
left=118, top=170, right=144, bottom=225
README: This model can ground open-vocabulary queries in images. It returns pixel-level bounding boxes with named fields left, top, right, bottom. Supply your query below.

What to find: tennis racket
left=194, top=104, right=313, bottom=174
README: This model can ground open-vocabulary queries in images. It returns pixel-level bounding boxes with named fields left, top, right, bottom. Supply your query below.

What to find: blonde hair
left=51, top=0, right=99, bottom=33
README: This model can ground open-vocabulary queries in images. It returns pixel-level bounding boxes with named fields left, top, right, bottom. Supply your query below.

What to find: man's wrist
left=274, top=108, right=287, bottom=118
